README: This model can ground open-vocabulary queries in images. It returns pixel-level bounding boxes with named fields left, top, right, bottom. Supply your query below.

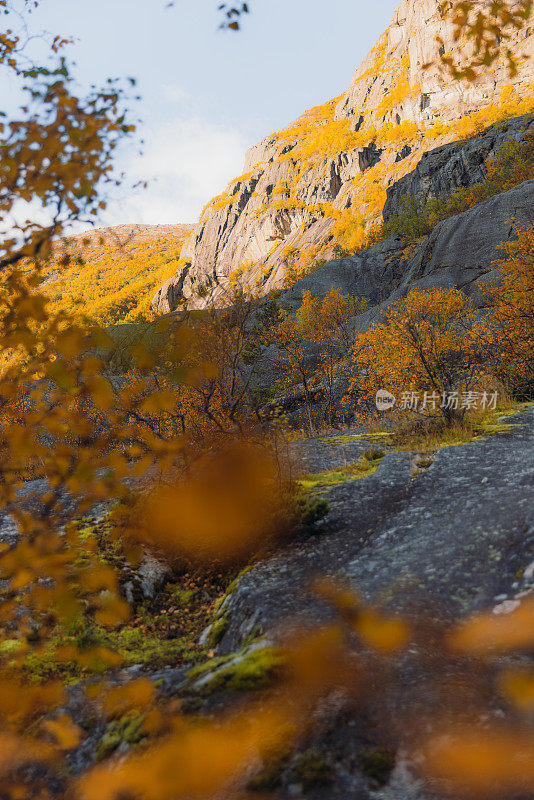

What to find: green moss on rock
left=187, top=645, right=284, bottom=696
left=96, top=712, right=146, bottom=760
left=205, top=614, right=230, bottom=648
left=294, top=493, right=330, bottom=525
left=299, top=453, right=384, bottom=491
left=293, top=749, right=334, bottom=791
left=358, top=746, right=396, bottom=785
left=247, top=757, right=287, bottom=792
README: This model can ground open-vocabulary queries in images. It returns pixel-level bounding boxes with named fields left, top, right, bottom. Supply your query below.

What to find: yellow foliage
left=375, top=54, right=412, bottom=114
left=1, top=4, right=534, bottom=798
left=46, top=226, right=191, bottom=326
left=421, top=727, right=534, bottom=798
left=138, top=441, right=290, bottom=565
left=346, top=287, right=496, bottom=426
left=450, top=596, right=534, bottom=654
left=488, top=224, right=534, bottom=385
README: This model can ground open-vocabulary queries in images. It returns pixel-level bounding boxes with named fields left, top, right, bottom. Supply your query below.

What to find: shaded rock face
left=390, top=178, right=534, bottom=296
left=153, top=0, right=534, bottom=313
left=383, top=114, right=534, bottom=217
left=280, top=173, right=534, bottom=321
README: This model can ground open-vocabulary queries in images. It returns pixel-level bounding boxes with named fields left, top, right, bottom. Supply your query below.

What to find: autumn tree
left=296, top=287, right=367, bottom=424
left=167, top=287, right=268, bottom=448
left=0, top=2, right=532, bottom=798
left=488, top=224, right=534, bottom=395
left=269, top=287, right=365, bottom=429
left=345, top=287, right=496, bottom=426
left=0, top=14, right=297, bottom=792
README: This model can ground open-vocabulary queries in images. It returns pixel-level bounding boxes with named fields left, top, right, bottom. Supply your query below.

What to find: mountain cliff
left=152, top=0, right=534, bottom=314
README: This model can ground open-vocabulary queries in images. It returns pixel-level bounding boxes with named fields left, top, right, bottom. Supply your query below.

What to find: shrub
left=293, top=749, right=334, bottom=790
left=488, top=224, right=534, bottom=397
left=293, top=493, right=330, bottom=526
left=364, top=447, right=385, bottom=461
left=269, top=287, right=367, bottom=429
left=346, top=287, right=496, bottom=427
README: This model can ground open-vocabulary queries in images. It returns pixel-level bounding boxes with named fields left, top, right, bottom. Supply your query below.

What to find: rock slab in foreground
left=222, top=407, right=534, bottom=651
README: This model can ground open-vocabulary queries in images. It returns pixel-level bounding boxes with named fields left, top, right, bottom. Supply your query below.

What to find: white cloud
left=102, top=116, right=251, bottom=226
left=160, top=84, right=190, bottom=104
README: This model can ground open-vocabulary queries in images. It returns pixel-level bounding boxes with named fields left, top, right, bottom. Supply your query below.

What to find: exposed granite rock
left=383, top=114, right=534, bottom=218
left=153, top=1, right=534, bottom=313
left=337, top=0, right=534, bottom=129
left=390, top=178, right=534, bottom=298
left=153, top=408, right=530, bottom=799
left=279, top=177, right=534, bottom=321
left=220, top=406, right=534, bottom=651
left=279, top=234, right=408, bottom=313
left=41, top=414, right=534, bottom=797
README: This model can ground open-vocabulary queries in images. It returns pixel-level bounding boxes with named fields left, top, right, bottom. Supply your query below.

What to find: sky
left=8, top=0, right=400, bottom=227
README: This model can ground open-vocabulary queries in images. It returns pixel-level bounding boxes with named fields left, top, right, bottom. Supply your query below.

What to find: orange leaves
left=94, top=593, right=131, bottom=629
left=270, top=286, right=363, bottom=427
left=54, top=328, right=86, bottom=360
left=438, top=0, right=532, bottom=80
left=285, top=625, right=361, bottom=697
left=314, top=579, right=411, bottom=655
left=0, top=733, right=54, bottom=775
left=356, top=609, right=410, bottom=654
left=449, top=596, right=534, bottom=655
left=296, top=287, right=365, bottom=345
left=421, top=726, right=534, bottom=797
left=78, top=627, right=361, bottom=800
left=139, top=441, right=286, bottom=565
left=140, top=389, right=178, bottom=415
left=0, top=678, right=64, bottom=727
left=488, top=223, right=534, bottom=387
left=101, top=679, right=155, bottom=719
left=500, top=669, right=534, bottom=711
left=42, top=713, right=82, bottom=750
left=346, top=286, right=495, bottom=425
left=79, top=705, right=295, bottom=800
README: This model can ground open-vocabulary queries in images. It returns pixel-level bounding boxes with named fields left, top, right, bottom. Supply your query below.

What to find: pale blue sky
left=15, top=0, right=400, bottom=225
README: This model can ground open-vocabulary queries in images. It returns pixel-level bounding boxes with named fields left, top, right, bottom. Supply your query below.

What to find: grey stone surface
left=278, top=178, right=534, bottom=328
left=278, top=235, right=407, bottom=313
left=337, top=0, right=534, bottom=131
left=390, top=178, right=534, bottom=299
left=383, top=114, right=534, bottom=219
left=222, top=406, right=534, bottom=651
left=151, top=0, right=534, bottom=313
left=175, top=408, right=532, bottom=799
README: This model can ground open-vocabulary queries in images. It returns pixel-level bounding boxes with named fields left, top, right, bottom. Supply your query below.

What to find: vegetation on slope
left=195, top=59, right=534, bottom=290
left=45, top=224, right=192, bottom=326
left=1, top=1, right=534, bottom=797
left=375, top=129, right=534, bottom=244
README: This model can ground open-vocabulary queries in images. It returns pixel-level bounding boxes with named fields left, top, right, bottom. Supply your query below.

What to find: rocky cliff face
left=277, top=114, right=534, bottom=320
left=152, top=0, right=534, bottom=314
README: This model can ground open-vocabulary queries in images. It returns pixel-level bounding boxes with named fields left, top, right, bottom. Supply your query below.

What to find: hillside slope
left=46, top=224, right=192, bottom=326
left=152, top=0, right=534, bottom=314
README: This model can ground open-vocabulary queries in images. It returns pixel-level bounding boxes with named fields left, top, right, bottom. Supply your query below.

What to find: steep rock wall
left=152, top=0, right=534, bottom=314
left=278, top=116, right=534, bottom=324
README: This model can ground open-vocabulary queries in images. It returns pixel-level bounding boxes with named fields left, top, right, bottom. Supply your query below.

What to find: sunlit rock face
left=152, top=0, right=534, bottom=314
